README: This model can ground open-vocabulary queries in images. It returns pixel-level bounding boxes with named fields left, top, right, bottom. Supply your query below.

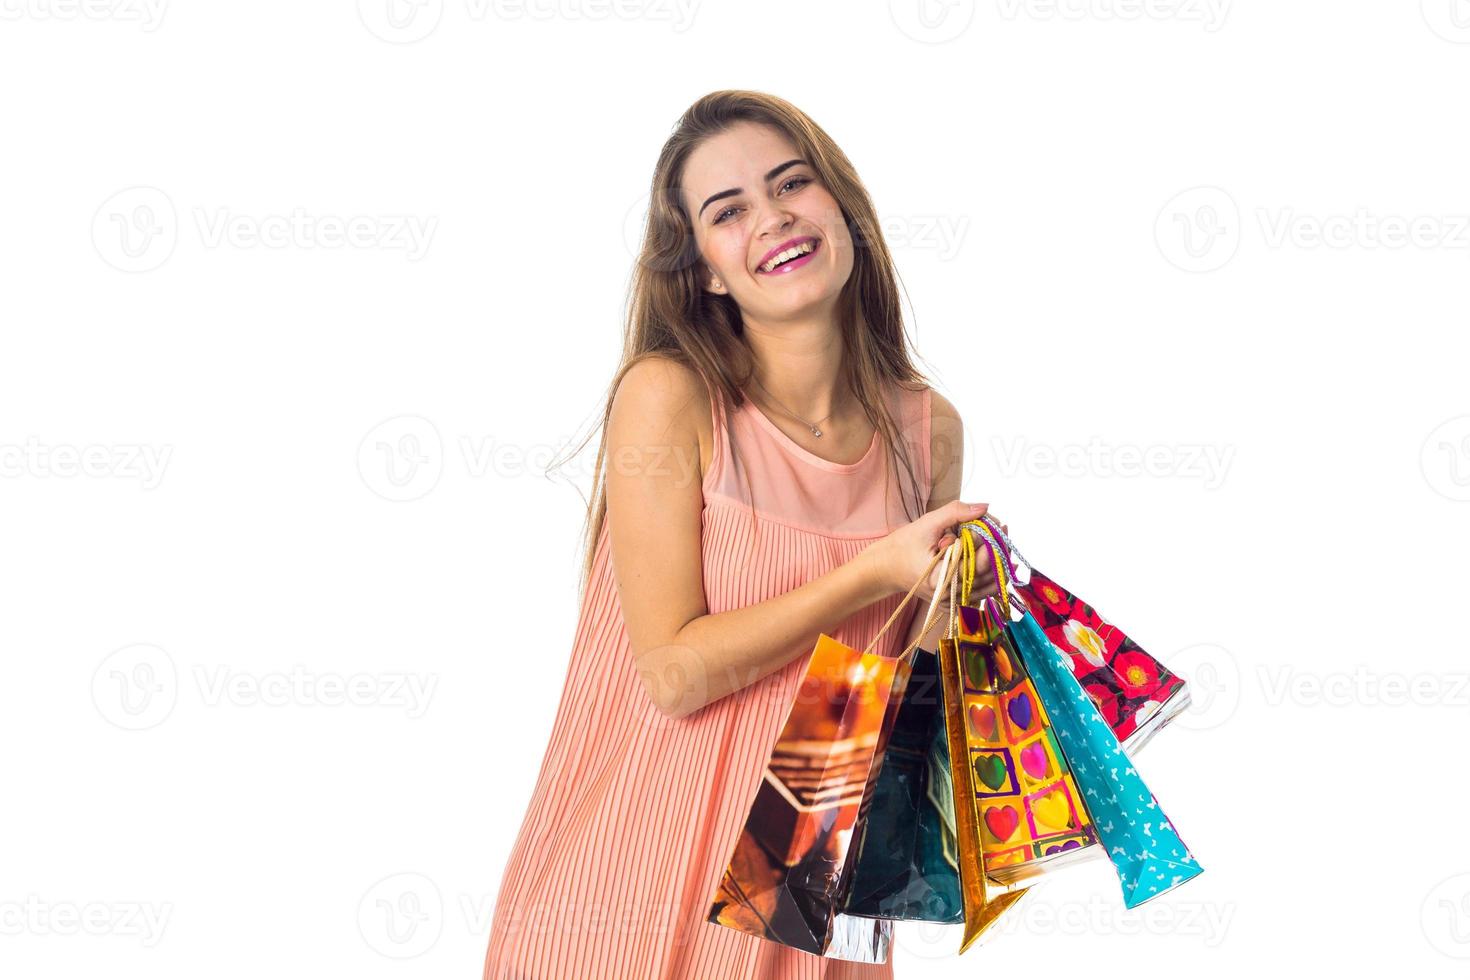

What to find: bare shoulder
left=928, top=388, right=961, bottom=428
left=610, top=355, right=713, bottom=479
left=925, top=387, right=963, bottom=511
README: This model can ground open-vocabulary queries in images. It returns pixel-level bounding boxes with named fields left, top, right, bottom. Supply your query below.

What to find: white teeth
left=760, top=240, right=815, bottom=272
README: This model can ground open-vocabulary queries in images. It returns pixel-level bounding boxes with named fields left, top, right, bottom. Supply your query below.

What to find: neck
left=741, top=317, right=848, bottom=421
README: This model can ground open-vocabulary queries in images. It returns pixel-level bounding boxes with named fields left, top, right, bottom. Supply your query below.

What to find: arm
left=900, top=389, right=964, bottom=655
left=606, top=357, right=895, bottom=719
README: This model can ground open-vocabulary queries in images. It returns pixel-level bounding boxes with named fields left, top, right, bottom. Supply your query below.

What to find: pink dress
left=482, top=379, right=934, bottom=980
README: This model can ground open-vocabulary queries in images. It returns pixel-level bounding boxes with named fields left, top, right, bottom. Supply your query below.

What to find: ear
left=702, top=264, right=725, bottom=295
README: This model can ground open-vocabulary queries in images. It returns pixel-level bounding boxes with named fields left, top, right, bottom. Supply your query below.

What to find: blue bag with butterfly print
left=1009, top=608, right=1205, bottom=907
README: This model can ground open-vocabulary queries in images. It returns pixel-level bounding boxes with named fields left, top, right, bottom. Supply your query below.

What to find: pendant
left=810, top=427, right=822, bottom=437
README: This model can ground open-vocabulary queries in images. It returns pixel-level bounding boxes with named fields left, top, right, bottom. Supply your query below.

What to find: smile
left=757, top=237, right=821, bottom=275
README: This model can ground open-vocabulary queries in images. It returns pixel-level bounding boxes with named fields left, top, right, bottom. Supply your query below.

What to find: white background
left=3, top=1, right=1469, bottom=977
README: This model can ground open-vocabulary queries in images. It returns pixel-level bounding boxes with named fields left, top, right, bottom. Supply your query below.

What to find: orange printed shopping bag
left=707, top=548, right=954, bottom=963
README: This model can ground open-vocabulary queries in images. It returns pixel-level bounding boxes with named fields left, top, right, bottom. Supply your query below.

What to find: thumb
left=941, top=500, right=988, bottom=525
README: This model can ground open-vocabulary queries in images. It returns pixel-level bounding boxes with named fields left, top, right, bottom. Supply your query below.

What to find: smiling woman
left=480, top=90, right=999, bottom=980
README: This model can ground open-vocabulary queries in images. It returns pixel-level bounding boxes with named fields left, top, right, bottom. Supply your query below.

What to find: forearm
left=643, top=551, right=896, bottom=718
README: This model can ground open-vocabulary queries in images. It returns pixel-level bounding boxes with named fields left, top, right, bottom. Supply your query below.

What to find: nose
left=756, top=201, right=796, bottom=241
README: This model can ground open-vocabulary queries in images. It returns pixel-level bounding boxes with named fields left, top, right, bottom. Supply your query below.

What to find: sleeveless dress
left=482, top=379, right=934, bottom=980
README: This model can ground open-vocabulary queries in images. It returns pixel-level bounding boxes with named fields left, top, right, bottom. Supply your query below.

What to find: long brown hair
left=549, top=89, right=937, bottom=602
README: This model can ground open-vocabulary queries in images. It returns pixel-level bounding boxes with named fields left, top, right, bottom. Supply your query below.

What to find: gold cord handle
left=959, top=521, right=1012, bottom=616
left=863, top=541, right=963, bottom=661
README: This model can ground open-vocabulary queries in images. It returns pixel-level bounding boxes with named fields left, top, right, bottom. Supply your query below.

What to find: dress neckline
left=737, top=387, right=882, bottom=473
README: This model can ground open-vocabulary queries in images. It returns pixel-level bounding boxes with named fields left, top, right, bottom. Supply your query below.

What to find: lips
left=755, top=236, right=820, bottom=274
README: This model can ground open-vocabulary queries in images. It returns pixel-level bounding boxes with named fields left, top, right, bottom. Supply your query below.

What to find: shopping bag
left=840, top=644, right=965, bottom=923
left=932, top=540, right=1034, bottom=953
left=972, top=513, right=1191, bottom=753
left=845, top=526, right=1102, bottom=952
left=706, top=547, right=956, bottom=961
left=1009, top=607, right=1206, bottom=907
left=956, top=517, right=1204, bottom=908
left=942, top=524, right=1102, bottom=897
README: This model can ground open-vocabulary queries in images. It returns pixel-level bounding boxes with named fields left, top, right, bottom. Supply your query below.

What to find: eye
left=711, top=175, right=814, bottom=225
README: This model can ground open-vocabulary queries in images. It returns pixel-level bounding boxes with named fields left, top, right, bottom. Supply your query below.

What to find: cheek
left=810, top=190, right=842, bottom=225
left=807, top=195, right=853, bottom=251
left=708, top=235, right=749, bottom=276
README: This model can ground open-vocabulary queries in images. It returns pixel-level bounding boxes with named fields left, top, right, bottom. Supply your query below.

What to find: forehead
left=682, top=121, right=800, bottom=210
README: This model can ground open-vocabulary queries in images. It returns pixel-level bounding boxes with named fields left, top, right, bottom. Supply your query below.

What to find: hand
left=860, top=500, right=1006, bottom=607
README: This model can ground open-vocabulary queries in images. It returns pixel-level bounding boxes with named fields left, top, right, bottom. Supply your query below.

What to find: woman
left=481, top=90, right=1002, bottom=980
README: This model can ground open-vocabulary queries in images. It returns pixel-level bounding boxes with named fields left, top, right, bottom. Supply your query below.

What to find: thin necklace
left=750, top=373, right=836, bottom=438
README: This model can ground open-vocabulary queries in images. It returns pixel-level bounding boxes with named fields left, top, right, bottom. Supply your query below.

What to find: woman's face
left=681, top=121, right=855, bottom=324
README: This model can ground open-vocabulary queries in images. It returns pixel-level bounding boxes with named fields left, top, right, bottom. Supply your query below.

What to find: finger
left=943, top=500, right=988, bottom=526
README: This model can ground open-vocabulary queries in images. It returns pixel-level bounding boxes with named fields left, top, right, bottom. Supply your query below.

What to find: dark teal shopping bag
left=842, top=646, right=964, bottom=923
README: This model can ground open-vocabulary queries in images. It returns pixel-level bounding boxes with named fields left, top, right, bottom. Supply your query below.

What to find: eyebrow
left=697, top=158, right=808, bottom=221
